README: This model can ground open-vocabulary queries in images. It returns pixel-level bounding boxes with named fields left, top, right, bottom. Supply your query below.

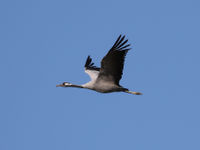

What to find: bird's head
left=56, top=82, right=72, bottom=87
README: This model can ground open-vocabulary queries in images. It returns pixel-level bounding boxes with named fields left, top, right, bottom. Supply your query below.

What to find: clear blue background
left=1, top=0, right=200, bottom=149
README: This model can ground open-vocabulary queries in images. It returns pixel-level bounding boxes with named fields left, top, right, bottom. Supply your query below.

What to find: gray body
left=56, top=35, right=142, bottom=95
left=92, top=82, right=128, bottom=93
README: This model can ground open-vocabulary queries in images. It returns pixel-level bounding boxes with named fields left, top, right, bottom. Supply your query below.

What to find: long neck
left=64, top=84, right=83, bottom=88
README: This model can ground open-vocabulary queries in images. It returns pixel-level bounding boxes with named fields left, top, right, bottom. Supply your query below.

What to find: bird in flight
left=56, top=35, right=142, bottom=95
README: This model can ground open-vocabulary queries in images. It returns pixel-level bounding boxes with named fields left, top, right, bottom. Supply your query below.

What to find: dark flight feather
left=84, top=55, right=100, bottom=71
left=97, top=35, right=131, bottom=85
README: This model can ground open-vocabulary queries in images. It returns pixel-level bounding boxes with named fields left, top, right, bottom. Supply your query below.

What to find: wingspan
left=97, top=35, right=131, bottom=85
left=84, top=56, right=100, bottom=81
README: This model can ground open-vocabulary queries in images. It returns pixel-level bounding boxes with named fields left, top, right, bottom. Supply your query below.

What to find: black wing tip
left=84, top=55, right=100, bottom=71
left=85, top=55, right=92, bottom=67
left=112, top=34, right=131, bottom=51
left=117, top=34, right=126, bottom=40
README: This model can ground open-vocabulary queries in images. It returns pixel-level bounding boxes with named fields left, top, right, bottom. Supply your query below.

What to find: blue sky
left=1, top=0, right=200, bottom=149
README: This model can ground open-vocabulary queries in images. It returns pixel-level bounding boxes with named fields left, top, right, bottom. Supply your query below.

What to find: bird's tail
left=124, top=90, right=143, bottom=95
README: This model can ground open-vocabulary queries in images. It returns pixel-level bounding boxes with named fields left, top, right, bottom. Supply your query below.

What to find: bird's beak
left=56, top=84, right=64, bottom=87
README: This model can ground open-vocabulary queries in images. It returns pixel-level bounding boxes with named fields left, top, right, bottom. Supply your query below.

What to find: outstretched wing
left=84, top=56, right=100, bottom=81
left=97, top=35, right=131, bottom=85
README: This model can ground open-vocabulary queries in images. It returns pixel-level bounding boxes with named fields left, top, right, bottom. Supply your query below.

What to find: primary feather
left=84, top=56, right=100, bottom=81
left=96, top=35, right=130, bottom=85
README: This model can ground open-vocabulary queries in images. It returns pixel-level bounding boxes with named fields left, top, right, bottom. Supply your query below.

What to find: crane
left=56, top=35, right=142, bottom=95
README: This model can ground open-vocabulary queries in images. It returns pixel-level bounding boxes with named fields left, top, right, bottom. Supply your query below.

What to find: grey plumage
left=56, top=35, right=142, bottom=95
